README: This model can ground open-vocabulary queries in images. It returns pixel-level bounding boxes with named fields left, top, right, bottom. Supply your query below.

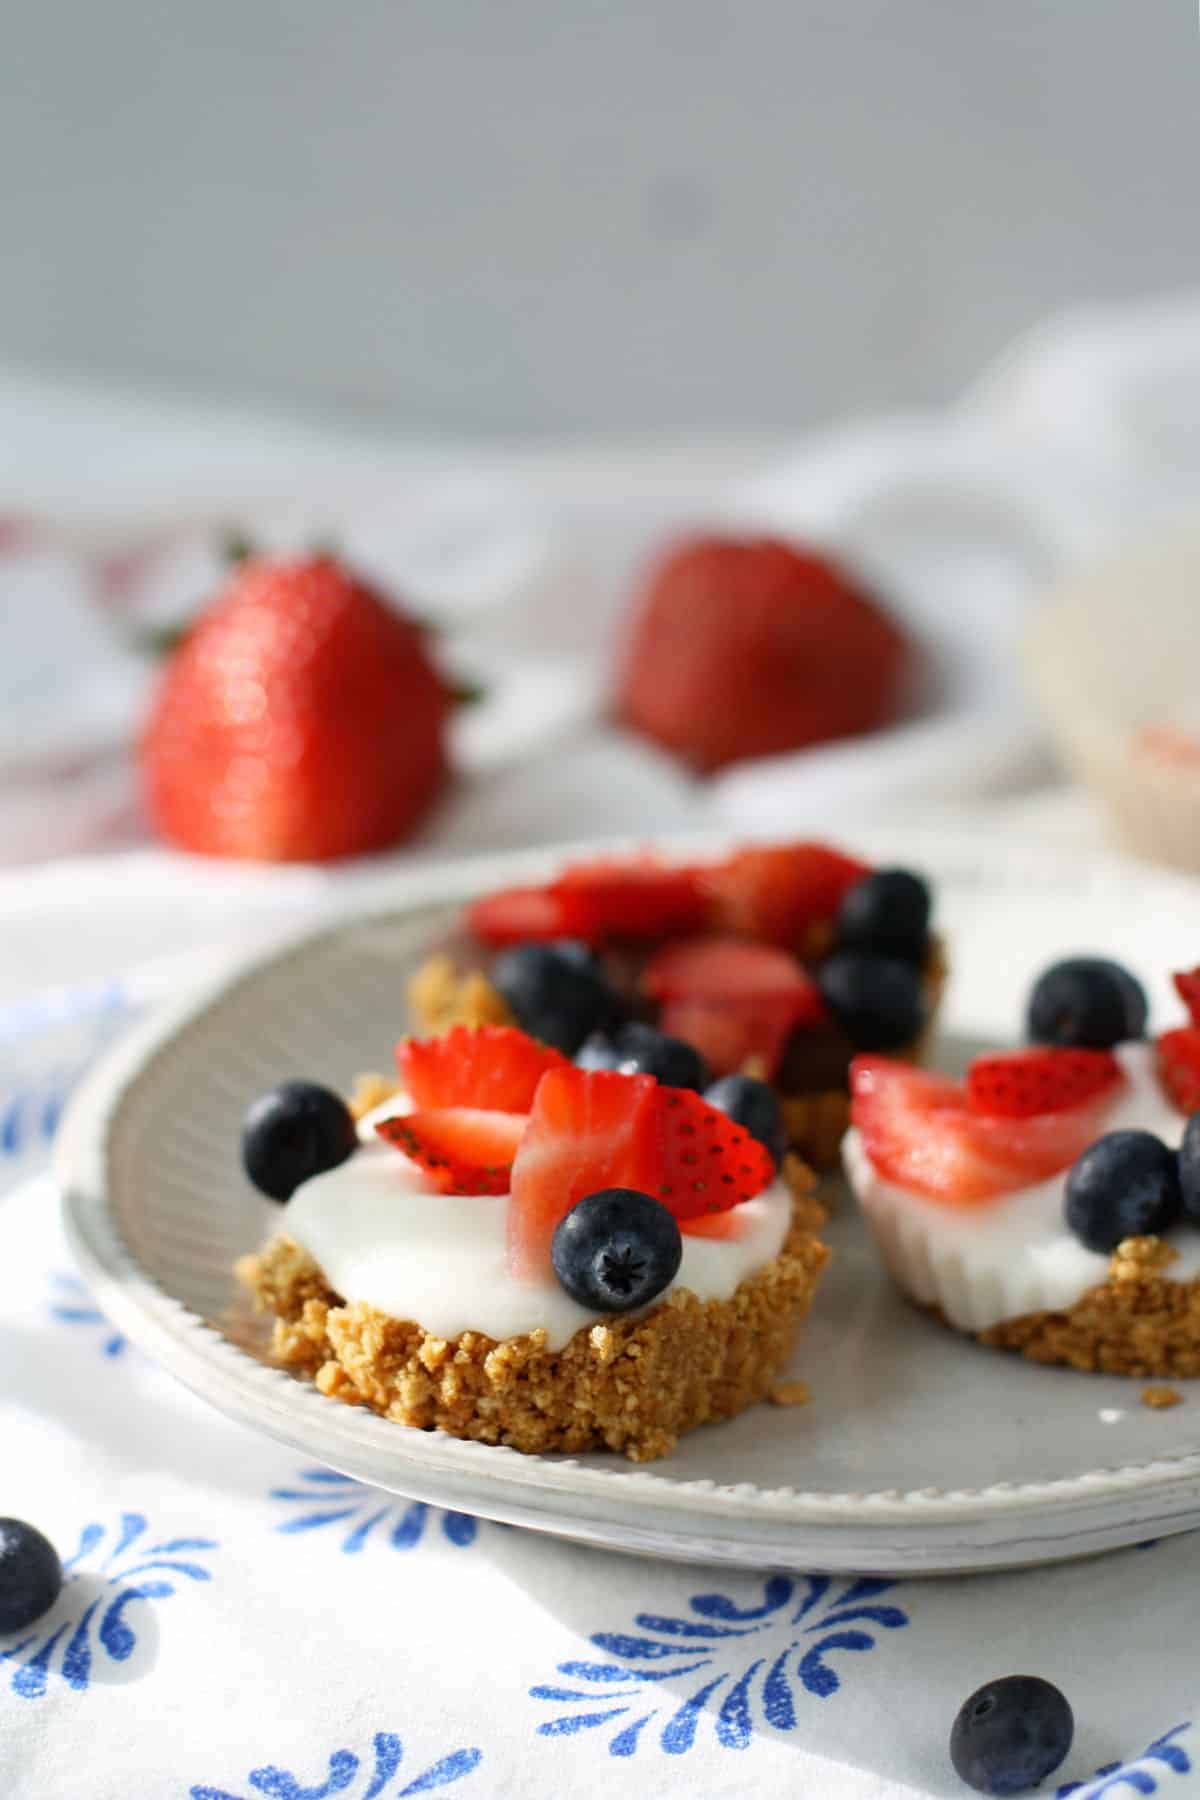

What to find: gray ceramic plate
left=55, top=828, right=1200, bottom=1573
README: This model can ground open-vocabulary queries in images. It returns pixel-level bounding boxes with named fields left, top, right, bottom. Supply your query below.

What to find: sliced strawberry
left=1174, top=969, right=1200, bottom=1027
left=966, top=1048, right=1125, bottom=1119
left=646, top=936, right=826, bottom=1077
left=659, top=994, right=812, bottom=1079
left=396, top=1025, right=568, bottom=1112
left=507, top=1068, right=661, bottom=1277
left=702, top=842, right=870, bottom=947
left=468, top=857, right=709, bottom=948
left=644, top=935, right=817, bottom=1002
left=376, top=1108, right=528, bottom=1195
left=655, top=1086, right=774, bottom=1218
left=466, top=885, right=592, bottom=947
left=850, top=1057, right=1124, bottom=1204
left=553, top=855, right=709, bottom=940
left=1157, top=1027, right=1200, bottom=1115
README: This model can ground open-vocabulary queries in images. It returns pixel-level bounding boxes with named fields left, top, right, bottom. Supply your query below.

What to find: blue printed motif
left=270, top=1469, right=478, bottom=1552
left=1057, top=1723, right=1193, bottom=1796
left=48, top=1271, right=127, bottom=1357
left=0, top=1073, right=69, bottom=1156
left=0, top=1512, right=218, bottom=1701
left=531, top=1573, right=909, bottom=1756
left=189, top=1730, right=482, bottom=1798
left=0, top=978, right=135, bottom=1161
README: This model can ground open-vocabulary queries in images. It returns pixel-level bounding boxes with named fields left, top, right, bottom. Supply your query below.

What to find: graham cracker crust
left=237, top=1175, right=829, bottom=1464
left=976, top=1236, right=1200, bottom=1379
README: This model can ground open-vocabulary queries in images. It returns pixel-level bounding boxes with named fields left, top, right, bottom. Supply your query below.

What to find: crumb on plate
left=768, top=1379, right=811, bottom=1407
left=1141, top=1385, right=1184, bottom=1410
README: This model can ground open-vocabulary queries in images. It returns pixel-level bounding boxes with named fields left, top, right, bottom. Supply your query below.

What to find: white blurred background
left=4, top=1, right=1197, bottom=437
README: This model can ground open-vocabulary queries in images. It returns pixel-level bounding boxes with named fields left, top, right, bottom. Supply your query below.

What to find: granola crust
left=236, top=1178, right=829, bottom=1463
left=404, top=937, right=948, bottom=1175
left=406, top=954, right=514, bottom=1034
left=975, top=1236, right=1200, bottom=1379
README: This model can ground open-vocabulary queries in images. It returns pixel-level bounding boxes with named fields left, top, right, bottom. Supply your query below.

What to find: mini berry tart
left=844, top=957, right=1200, bottom=1378
left=406, top=843, right=946, bottom=1174
left=237, top=1026, right=829, bottom=1462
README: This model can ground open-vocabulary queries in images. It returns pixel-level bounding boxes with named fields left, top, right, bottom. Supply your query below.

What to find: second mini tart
left=844, top=957, right=1200, bottom=1379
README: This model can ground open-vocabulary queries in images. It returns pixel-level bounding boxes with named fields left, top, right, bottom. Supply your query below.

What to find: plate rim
left=53, top=825, right=1200, bottom=1568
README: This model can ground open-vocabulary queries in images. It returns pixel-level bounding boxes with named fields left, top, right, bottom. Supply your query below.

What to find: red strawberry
left=467, top=857, right=708, bottom=948
left=655, top=1086, right=774, bottom=1219
left=396, top=1026, right=568, bottom=1113
left=466, top=886, right=592, bottom=948
left=1174, top=969, right=1200, bottom=1027
left=644, top=936, right=816, bottom=1002
left=702, top=842, right=870, bottom=946
left=507, top=1069, right=661, bottom=1278
left=554, top=856, right=709, bottom=939
left=615, top=535, right=909, bottom=773
left=140, top=555, right=450, bottom=861
left=658, top=996, right=808, bottom=1080
left=376, top=1108, right=527, bottom=1195
left=646, top=936, right=826, bottom=1076
left=1157, top=1027, right=1200, bottom=1115
left=850, top=1058, right=1124, bottom=1204
left=966, top=1048, right=1125, bottom=1119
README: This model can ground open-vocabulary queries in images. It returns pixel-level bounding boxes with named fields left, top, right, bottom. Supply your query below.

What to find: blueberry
left=704, top=1074, right=788, bottom=1168
left=1065, top=1129, right=1182, bottom=1253
left=0, top=1519, right=63, bottom=1634
left=836, top=868, right=931, bottom=962
left=241, top=1081, right=358, bottom=1202
left=816, top=950, right=925, bottom=1051
left=551, top=1188, right=682, bottom=1313
left=492, top=940, right=625, bottom=1055
left=950, top=1675, right=1073, bottom=1796
left=577, top=1021, right=709, bottom=1091
left=1026, top=957, right=1147, bottom=1050
left=1180, top=1112, right=1200, bottom=1226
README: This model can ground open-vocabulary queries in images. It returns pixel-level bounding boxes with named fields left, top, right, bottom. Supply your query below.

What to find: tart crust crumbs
left=977, top=1237, right=1200, bottom=1378
left=1142, top=1385, right=1184, bottom=1410
left=237, top=1171, right=829, bottom=1463
left=768, top=1379, right=811, bottom=1407
left=406, top=954, right=514, bottom=1034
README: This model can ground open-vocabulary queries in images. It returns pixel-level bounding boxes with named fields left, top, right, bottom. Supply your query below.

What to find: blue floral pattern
left=270, top=1469, right=478, bottom=1552
left=189, top=1730, right=482, bottom=1798
left=48, top=1271, right=127, bottom=1357
left=0, top=1512, right=218, bottom=1701
left=1057, top=1723, right=1193, bottom=1796
left=531, top=1573, right=909, bottom=1757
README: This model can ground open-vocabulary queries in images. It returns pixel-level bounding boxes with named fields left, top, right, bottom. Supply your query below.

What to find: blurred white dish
left=1027, top=513, right=1200, bottom=873
left=55, top=826, right=1200, bottom=1575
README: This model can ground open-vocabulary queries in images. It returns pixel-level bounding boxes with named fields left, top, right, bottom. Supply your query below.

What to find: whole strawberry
left=140, top=555, right=450, bottom=861
left=615, top=535, right=909, bottom=773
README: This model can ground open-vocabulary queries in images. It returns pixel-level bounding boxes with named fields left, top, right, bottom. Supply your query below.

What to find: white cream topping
left=843, top=1043, right=1196, bottom=1333
left=284, top=1096, right=794, bottom=1351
